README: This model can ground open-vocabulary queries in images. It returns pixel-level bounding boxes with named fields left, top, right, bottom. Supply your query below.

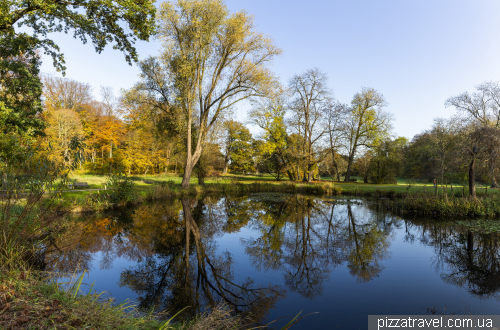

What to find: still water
left=47, top=194, right=500, bottom=329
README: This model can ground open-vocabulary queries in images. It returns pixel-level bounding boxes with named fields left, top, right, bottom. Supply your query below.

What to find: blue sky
left=40, top=0, right=500, bottom=140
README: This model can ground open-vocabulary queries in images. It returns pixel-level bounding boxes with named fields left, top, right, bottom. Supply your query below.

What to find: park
left=2, top=0, right=500, bottom=329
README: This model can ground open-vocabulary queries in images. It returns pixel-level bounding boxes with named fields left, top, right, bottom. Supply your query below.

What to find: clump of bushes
left=85, top=174, right=136, bottom=208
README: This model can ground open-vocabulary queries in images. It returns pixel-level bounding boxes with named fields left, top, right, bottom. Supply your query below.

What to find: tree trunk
left=181, top=161, right=195, bottom=188
left=182, top=145, right=203, bottom=188
left=469, top=158, right=476, bottom=198
left=222, top=154, right=229, bottom=175
left=344, top=146, right=357, bottom=182
left=345, top=155, right=354, bottom=181
left=307, top=169, right=313, bottom=182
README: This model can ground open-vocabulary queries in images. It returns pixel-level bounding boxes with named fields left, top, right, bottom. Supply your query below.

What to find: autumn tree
left=288, top=68, right=332, bottom=182
left=134, top=0, right=281, bottom=188
left=42, top=108, right=84, bottom=167
left=1, top=0, right=156, bottom=155
left=343, top=88, right=393, bottom=181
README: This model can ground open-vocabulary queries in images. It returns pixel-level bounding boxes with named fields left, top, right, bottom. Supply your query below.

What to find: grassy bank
left=53, top=172, right=499, bottom=214
left=0, top=269, right=164, bottom=329
left=388, top=194, right=500, bottom=218
left=1, top=267, right=294, bottom=329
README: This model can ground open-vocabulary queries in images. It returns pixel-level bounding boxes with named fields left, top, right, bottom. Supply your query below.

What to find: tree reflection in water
left=118, top=198, right=284, bottom=321
left=45, top=194, right=500, bottom=324
left=406, top=219, right=500, bottom=299
left=241, top=196, right=391, bottom=297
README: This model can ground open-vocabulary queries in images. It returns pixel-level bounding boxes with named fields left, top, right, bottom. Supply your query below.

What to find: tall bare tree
left=42, top=75, right=93, bottom=112
left=428, top=118, right=459, bottom=186
left=288, top=68, right=332, bottom=182
left=445, top=81, right=500, bottom=127
left=446, top=81, right=500, bottom=191
left=324, top=101, right=348, bottom=181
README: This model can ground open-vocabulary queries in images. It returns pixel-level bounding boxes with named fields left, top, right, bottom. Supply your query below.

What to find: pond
left=46, top=194, right=500, bottom=329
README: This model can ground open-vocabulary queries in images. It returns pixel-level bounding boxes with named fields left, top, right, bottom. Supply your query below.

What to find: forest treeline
left=29, top=73, right=500, bottom=194
left=2, top=0, right=500, bottom=197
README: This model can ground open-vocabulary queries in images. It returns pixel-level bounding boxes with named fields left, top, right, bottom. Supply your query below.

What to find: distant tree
left=426, top=118, right=459, bottom=186
left=222, top=121, right=254, bottom=174
left=368, top=137, right=407, bottom=184
left=353, top=153, right=372, bottom=183
left=321, top=152, right=347, bottom=181
left=324, top=101, right=349, bottom=181
left=446, top=82, right=500, bottom=191
left=288, top=68, right=332, bottom=182
left=1, top=0, right=155, bottom=159
left=222, top=121, right=248, bottom=174
left=249, top=99, right=292, bottom=180
left=42, top=108, right=84, bottom=167
left=445, top=81, right=500, bottom=127
left=343, top=88, right=393, bottom=181
left=42, top=76, right=93, bottom=112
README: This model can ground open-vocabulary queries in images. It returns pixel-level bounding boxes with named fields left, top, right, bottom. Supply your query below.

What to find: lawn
left=62, top=172, right=496, bottom=202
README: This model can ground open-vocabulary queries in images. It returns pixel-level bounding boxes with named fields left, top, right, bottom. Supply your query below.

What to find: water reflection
left=405, top=219, right=500, bottom=299
left=46, top=194, right=500, bottom=326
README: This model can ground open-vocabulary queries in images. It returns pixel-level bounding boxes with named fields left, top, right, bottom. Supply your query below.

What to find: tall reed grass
left=0, top=149, right=69, bottom=270
left=389, top=193, right=500, bottom=218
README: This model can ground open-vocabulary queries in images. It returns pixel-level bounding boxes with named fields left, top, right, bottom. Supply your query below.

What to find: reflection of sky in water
left=50, top=197, right=500, bottom=329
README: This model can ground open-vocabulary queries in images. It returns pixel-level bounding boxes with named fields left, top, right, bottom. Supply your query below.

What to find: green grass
left=0, top=267, right=301, bottom=329
left=54, top=172, right=498, bottom=213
